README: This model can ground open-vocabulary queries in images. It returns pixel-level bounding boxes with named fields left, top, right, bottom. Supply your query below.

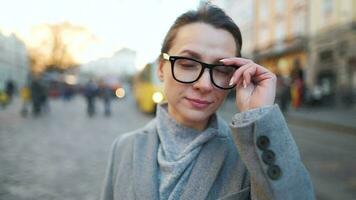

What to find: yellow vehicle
left=133, top=61, right=165, bottom=113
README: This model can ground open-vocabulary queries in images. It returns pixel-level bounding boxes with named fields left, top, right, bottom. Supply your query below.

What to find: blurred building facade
left=217, top=0, right=356, bottom=107
left=0, top=32, right=29, bottom=90
left=215, top=0, right=308, bottom=76
left=79, top=48, right=136, bottom=83
left=213, top=0, right=254, bottom=58
left=252, top=0, right=308, bottom=78
left=308, top=0, right=356, bottom=106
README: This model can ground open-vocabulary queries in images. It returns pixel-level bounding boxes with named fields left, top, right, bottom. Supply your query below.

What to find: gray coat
left=101, top=105, right=314, bottom=199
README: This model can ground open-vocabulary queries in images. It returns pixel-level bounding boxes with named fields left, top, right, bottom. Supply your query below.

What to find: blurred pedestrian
left=5, top=78, right=16, bottom=103
left=101, top=3, right=314, bottom=200
left=40, top=81, right=50, bottom=114
left=84, top=79, right=98, bottom=117
left=62, top=84, right=74, bottom=101
left=30, top=78, right=44, bottom=116
left=276, top=74, right=291, bottom=113
left=0, top=89, right=8, bottom=108
left=290, top=59, right=304, bottom=109
left=20, top=84, right=31, bottom=117
left=99, top=82, right=112, bottom=117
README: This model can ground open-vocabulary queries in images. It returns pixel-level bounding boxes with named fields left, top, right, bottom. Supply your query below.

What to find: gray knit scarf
left=156, top=103, right=219, bottom=200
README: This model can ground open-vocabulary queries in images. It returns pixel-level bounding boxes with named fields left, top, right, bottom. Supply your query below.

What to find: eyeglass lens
left=173, top=58, right=236, bottom=89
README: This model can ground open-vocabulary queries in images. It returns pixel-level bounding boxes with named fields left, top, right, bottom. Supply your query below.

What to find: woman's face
left=158, top=22, right=237, bottom=131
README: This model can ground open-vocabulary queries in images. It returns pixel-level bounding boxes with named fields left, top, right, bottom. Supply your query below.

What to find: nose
left=192, top=69, right=213, bottom=92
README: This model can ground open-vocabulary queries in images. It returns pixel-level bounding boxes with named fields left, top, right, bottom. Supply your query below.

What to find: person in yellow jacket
left=20, top=85, right=31, bottom=116
left=0, top=90, right=8, bottom=108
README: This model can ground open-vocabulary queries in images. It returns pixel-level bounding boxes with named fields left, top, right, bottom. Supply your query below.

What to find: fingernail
left=243, top=80, right=247, bottom=88
left=229, top=77, right=235, bottom=86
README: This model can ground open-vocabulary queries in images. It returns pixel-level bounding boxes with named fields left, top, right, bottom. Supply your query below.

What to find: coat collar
left=133, top=120, right=160, bottom=200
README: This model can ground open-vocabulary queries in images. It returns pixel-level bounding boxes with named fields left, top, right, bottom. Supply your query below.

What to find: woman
left=101, top=4, right=314, bottom=200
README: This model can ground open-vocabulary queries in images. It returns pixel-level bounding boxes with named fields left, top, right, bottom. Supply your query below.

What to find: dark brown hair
left=161, top=3, right=242, bottom=57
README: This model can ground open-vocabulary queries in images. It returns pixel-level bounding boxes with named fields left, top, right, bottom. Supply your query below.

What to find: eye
left=214, top=65, right=236, bottom=75
left=176, top=59, right=200, bottom=69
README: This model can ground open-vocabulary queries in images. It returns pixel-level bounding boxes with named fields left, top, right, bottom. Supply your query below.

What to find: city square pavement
left=1, top=95, right=356, bottom=200
left=0, top=95, right=153, bottom=200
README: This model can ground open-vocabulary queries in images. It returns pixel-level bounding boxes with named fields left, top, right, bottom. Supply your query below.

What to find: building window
left=321, top=0, right=333, bottom=26
left=260, top=0, right=269, bottom=19
left=294, top=0, right=305, bottom=7
left=338, top=41, right=348, bottom=56
left=322, top=0, right=333, bottom=15
left=276, top=20, right=285, bottom=42
left=319, top=50, right=334, bottom=62
left=276, top=0, right=285, bottom=15
left=293, top=11, right=305, bottom=36
left=260, top=25, right=270, bottom=46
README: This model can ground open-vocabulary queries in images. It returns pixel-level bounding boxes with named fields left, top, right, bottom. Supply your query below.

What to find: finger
left=254, top=65, right=270, bottom=76
left=252, top=71, right=276, bottom=84
left=221, top=57, right=271, bottom=77
left=220, top=57, right=252, bottom=66
left=246, top=65, right=277, bottom=87
left=235, top=77, right=243, bottom=88
left=243, top=65, right=259, bottom=86
left=251, top=65, right=275, bottom=83
left=241, top=63, right=275, bottom=87
left=229, top=63, right=254, bottom=86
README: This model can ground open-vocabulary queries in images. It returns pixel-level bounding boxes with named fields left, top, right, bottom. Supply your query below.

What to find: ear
left=157, top=59, right=165, bottom=81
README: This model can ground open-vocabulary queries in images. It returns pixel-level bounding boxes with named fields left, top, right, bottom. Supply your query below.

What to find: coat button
left=262, top=150, right=276, bottom=165
left=267, top=165, right=282, bottom=180
left=257, top=136, right=270, bottom=150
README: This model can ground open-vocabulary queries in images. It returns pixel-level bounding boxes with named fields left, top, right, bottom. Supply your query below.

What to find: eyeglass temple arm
left=162, top=53, right=170, bottom=60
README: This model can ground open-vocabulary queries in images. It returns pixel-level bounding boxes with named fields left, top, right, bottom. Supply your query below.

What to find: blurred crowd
left=0, top=76, right=124, bottom=118
left=0, top=63, right=354, bottom=117
left=276, top=59, right=305, bottom=113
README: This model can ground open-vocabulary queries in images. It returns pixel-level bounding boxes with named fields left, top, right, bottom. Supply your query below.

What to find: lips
left=185, top=97, right=212, bottom=109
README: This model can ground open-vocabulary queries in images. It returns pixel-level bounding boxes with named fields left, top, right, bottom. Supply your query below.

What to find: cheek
left=213, top=91, right=228, bottom=105
left=163, top=69, right=184, bottom=101
left=163, top=68, right=173, bottom=90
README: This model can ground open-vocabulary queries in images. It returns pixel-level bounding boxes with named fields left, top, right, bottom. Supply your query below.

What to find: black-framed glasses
left=162, top=53, right=237, bottom=90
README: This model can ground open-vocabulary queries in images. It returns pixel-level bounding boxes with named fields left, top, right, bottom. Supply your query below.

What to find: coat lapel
left=133, top=121, right=160, bottom=200
left=180, top=136, right=228, bottom=200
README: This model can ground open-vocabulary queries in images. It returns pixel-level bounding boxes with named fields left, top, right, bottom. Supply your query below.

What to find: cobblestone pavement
left=289, top=124, right=356, bottom=200
left=0, top=95, right=153, bottom=200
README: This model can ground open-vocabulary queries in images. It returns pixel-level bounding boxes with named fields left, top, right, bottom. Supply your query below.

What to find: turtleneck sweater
left=156, top=103, right=220, bottom=200
left=155, top=103, right=273, bottom=200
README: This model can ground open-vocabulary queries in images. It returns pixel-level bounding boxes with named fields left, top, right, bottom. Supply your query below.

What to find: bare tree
left=29, top=22, right=97, bottom=74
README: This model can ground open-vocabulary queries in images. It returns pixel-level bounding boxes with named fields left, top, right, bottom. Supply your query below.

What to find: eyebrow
left=179, top=50, right=202, bottom=60
left=178, top=49, right=225, bottom=64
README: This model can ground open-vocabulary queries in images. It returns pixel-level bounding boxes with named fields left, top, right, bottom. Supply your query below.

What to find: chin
left=180, top=105, right=214, bottom=124
left=168, top=96, right=220, bottom=127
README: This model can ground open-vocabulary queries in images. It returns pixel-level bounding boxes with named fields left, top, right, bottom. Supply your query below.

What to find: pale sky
left=0, top=0, right=201, bottom=67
